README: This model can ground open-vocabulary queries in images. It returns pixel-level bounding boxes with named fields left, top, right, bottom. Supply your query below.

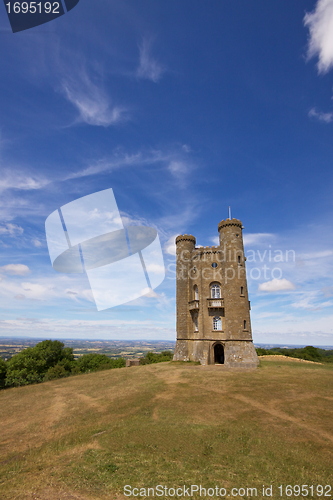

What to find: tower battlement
left=218, top=218, right=243, bottom=230
left=175, top=234, right=196, bottom=244
left=173, top=217, right=259, bottom=368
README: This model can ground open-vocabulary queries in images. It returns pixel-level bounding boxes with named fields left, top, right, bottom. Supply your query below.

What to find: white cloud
left=0, top=223, right=23, bottom=236
left=62, top=70, right=128, bottom=127
left=137, top=39, right=165, bottom=83
left=308, top=107, right=333, bottom=123
left=304, top=0, right=333, bottom=74
left=164, top=235, right=178, bottom=256
left=32, top=239, right=42, bottom=248
left=145, top=263, right=165, bottom=274
left=0, top=264, right=30, bottom=276
left=258, top=278, right=295, bottom=292
left=243, top=233, right=274, bottom=246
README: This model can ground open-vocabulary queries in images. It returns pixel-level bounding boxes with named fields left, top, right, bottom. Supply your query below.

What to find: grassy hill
left=0, top=359, right=332, bottom=499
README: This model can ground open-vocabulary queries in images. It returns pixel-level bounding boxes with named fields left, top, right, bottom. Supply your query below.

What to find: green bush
left=255, top=348, right=268, bottom=356
left=140, top=350, right=173, bottom=365
left=44, top=364, right=69, bottom=381
left=77, top=353, right=125, bottom=373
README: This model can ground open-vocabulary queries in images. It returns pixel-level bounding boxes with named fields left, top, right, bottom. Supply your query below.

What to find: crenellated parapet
left=218, top=218, right=243, bottom=230
left=175, top=234, right=196, bottom=245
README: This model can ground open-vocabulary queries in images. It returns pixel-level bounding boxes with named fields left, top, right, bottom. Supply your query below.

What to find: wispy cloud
left=304, top=0, right=333, bottom=74
left=291, top=291, right=333, bottom=310
left=308, top=107, right=333, bottom=123
left=32, top=239, right=43, bottom=248
left=0, top=170, right=49, bottom=193
left=61, top=69, right=128, bottom=127
left=0, top=223, right=24, bottom=236
left=65, top=146, right=193, bottom=181
left=137, top=39, right=165, bottom=83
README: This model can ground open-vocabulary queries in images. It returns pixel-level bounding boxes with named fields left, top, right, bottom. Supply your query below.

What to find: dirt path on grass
left=233, top=394, right=333, bottom=443
left=147, top=366, right=183, bottom=421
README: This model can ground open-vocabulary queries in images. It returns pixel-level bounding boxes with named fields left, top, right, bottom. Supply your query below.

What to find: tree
left=5, top=340, right=74, bottom=387
left=302, top=346, right=322, bottom=362
left=0, top=358, right=7, bottom=388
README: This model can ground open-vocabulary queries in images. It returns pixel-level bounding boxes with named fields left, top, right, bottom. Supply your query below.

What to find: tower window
left=241, top=286, right=244, bottom=295
left=243, top=320, right=246, bottom=330
left=213, top=316, right=222, bottom=331
left=194, top=316, right=198, bottom=332
left=194, top=286, right=199, bottom=301
left=211, top=284, right=221, bottom=298
left=238, top=256, right=241, bottom=264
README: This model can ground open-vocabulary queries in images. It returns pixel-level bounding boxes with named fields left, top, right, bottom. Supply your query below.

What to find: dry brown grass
left=0, top=359, right=332, bottom=499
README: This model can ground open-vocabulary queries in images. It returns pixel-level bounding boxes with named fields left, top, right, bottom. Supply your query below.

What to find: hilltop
left=0, top=359, right=332, bottom=499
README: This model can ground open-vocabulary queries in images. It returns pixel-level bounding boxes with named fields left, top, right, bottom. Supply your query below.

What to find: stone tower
left=173, top=218, right=259, bottom=367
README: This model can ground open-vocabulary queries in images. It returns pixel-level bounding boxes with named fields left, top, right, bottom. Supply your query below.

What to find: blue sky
left=0, top=0, right=333, bottom=346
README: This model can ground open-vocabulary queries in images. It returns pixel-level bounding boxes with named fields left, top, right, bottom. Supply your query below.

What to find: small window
left=238, top=256, right=241, bottom=264
left=211, top=284, right=221, bottom=298
left=194, top=316, right=198, bottom=332
left=212, top=262, right=217, bottom=268
left=243, top=320, right=246, bottom=330
left=194, top=286, right=199, bottom=301
left=213, top=316, right=222, bottom=331
left=241, top=286, right=244, bottom=295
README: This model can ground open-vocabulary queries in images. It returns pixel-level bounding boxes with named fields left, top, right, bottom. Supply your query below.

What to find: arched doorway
left=214, top=344, right=224, bottom=364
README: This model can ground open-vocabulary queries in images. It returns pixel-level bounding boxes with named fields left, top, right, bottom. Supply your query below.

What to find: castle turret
left=175, top=234, right=196, bottom=344
left=173, top=218, right=258, bottom=367
left=218, top=219, right=252, bottom=341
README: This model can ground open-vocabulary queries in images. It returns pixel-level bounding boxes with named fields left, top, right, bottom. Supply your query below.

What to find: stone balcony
left=207, top=298, right=224, bottom=308
left=188, top=300, right=199, bottom=311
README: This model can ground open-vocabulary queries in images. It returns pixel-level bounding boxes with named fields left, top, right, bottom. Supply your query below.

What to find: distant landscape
left=1, top=337, right=332, bottom=391
left=0, top=338, right=176, bottom=362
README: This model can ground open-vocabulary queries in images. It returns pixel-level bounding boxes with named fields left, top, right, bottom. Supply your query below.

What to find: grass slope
left=0, top=360, right=332, bottom=499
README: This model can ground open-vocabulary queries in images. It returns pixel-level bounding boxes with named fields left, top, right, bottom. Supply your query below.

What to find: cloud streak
left=137, top=39, right=165, bottom=83
left=62, top=70, right=128, bottom=127
left=65, top=147, right=193, bottom=181
left=0, top=170, right=49, bottom=193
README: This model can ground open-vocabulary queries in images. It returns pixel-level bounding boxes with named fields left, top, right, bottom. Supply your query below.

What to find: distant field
left=0, top=359, right=332, bottom=500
